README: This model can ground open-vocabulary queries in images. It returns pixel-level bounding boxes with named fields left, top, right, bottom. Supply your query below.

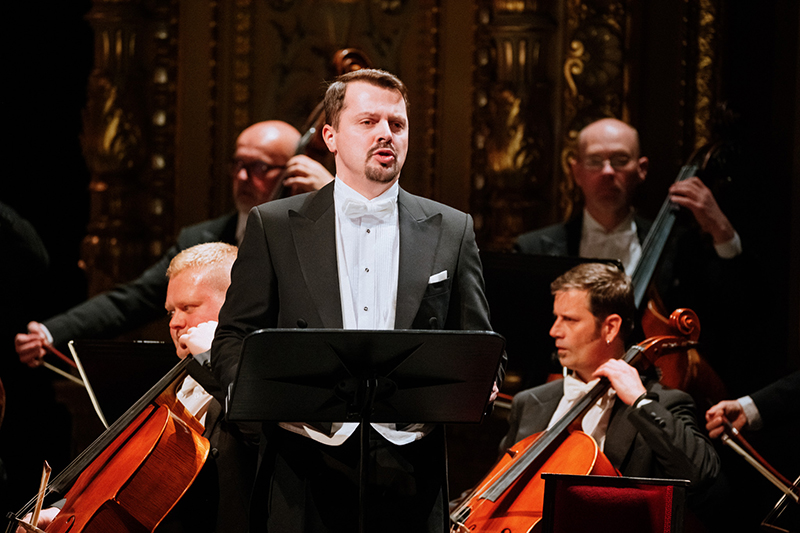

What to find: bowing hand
left=15, top=321, right=48, bottom=368
left=16, top=506, right=60, bottom=533
left=705, top=399, right=747, bottom=439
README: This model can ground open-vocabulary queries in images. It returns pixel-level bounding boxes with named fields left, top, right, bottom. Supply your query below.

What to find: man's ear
left=637, top=156, right=649, bottom=183
left=603, top=313, right=623, bottom=344
left=569, top=156, right=584, bottom=188
left=322, top=124, right=337, bottom=155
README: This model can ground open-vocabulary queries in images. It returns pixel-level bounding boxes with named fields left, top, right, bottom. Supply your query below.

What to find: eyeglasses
left=578, top=155, right=633, bottom=171
left=231, top=159, right=285, bottom=180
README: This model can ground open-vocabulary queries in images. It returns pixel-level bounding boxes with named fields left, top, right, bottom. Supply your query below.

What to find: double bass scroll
left=268, top=48, right=373, bottom=202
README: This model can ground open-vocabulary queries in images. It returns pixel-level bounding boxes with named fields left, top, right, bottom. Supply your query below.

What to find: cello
left=6, top=357, right=209, bottom=533
left=450, top=314, right=700, bottom=532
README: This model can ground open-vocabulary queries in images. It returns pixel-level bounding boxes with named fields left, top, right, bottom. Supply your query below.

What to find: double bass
left=631, top=141, right=730, bottom=406
left=6, top=357, right=209, bottom=533
left=450, top=317, right=700, bottom=532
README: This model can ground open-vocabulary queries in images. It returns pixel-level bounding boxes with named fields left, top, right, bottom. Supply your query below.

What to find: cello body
left=47, top=403, right=209, bottom=533
left=452, top=431, right=617, bottom=532
left=8, top=358, right=210, bottom=533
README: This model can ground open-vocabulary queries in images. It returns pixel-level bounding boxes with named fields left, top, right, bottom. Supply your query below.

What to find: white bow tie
left=563, top=374, right=616, bottom=406
left=341, top=197, right=396, bottom=220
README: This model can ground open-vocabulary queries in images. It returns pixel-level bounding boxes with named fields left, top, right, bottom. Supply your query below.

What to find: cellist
left=500, top=263, right=720, bottom=507
left=17, top=242, right=259, bottom=533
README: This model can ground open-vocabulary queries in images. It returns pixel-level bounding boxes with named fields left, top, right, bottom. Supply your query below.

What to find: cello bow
left=720, top=419, right=798, bottom=504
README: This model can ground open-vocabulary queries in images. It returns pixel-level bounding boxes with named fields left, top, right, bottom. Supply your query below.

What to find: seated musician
left=499, top=262, right=720, bottom=506
left=18, top=242, right=257, bottom=533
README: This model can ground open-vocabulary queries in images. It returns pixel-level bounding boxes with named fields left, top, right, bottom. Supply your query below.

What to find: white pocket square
left=428, top=270, right=448, bottom=284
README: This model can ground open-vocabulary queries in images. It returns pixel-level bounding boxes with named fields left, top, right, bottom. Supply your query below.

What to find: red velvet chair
left=541, top=473, right=690, bottom=533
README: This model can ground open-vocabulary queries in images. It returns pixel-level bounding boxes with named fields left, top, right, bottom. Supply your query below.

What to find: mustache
left=367, top=142, right=396, bottom=158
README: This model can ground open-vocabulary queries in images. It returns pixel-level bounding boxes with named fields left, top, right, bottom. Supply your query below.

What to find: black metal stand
left=226, top=328, right=506, bottom=533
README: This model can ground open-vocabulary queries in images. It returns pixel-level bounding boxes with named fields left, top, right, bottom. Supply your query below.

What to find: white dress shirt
left=279, top=179, right=431, bottom=446
left=548, top=373, right=617, bottom=451
left=580, top=209, right=642, bottom=273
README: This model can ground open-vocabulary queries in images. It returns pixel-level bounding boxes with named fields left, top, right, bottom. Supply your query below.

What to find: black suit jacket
left=44, top=213, right=238, bottom=347
left=750, top=370, right=800, bottom=428
left=499, top=379, right=720, bottom=503
left=213, top=182, right=503, bottom=392
left=211, top=181, right=503, bottom=532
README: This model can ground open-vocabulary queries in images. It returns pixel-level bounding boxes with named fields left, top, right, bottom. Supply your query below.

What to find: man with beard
left=211, top=69, right=504, bottom=532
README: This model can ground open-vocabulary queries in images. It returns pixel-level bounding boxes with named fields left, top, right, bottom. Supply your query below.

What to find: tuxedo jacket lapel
left=288, top=184, right=343, bottom=328
left=395, top=189, right=443, bottom=329
left=285, top=185, right=444, bottom=330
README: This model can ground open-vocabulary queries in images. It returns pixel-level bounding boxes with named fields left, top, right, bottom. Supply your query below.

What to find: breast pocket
left=413, top=279, right=452, bottom=329
left=423, top=278, right=450, bottom=299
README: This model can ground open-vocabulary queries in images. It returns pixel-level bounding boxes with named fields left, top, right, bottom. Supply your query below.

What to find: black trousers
left=254, top=425, right=448, bottom=533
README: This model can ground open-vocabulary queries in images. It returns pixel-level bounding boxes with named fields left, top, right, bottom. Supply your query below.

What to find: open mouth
left=370, top=146, right=396, bottom=167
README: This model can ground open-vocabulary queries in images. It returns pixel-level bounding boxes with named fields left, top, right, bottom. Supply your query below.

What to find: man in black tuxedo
left=500, top=263, right=720, bottom=507
left=15, top=121, right=333, bottom=366
left=211, top=69, right=504, bottom=532
left=515, top=118, right=740, bottom=269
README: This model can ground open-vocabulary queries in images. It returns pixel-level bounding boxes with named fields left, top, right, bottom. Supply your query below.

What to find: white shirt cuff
left=39, top=323, right=54, bottom=345
left=714, top=231, right=742, bottom=259
left=738, top=395, right=762, bottom=430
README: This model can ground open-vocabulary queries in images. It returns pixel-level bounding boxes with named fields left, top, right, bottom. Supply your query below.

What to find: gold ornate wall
left=80, top=0, right=441, bottom=294
left=468, top=0, right=723, bottom=251
left=81, top=0, right=178, bottom=297
left=79, top=0, right=723, bottom=290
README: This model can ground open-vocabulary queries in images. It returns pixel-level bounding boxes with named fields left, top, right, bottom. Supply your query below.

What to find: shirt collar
left=334, top=177, right=399, bottom=206
left=583, top=207, right=636, bottom=235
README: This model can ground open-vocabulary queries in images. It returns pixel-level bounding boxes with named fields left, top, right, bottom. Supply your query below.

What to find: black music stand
left=226, top=328, right=506, bottom=533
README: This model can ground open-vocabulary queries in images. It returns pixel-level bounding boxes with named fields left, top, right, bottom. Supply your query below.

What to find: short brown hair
left=551, top=262, right=635, bottom=341
left=323, top=69, right=410, bottom=129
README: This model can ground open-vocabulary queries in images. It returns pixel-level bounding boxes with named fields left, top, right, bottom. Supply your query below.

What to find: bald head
left=570, top=118, right=648, bottom=230
left=577, top=118, right=641, bottom=159
left=238, top=121, right=301, bottom=159
left=232, top=121, right=301, bottom=213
